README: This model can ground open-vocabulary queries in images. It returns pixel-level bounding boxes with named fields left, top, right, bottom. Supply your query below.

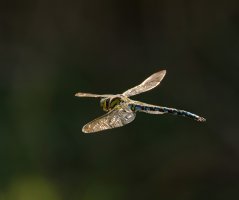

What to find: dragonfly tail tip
left=198, top=117, right=206, bottom=122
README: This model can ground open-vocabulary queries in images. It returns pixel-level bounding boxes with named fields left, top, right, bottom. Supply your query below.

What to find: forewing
left=82, top=107, right=136, bottom=133
left=122, top=70, right=166, bottom=97
left=75, top=92, right=112, bottom=98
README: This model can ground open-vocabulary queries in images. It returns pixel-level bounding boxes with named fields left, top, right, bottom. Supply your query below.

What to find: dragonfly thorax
left=100, top=95, right=127, bottom=112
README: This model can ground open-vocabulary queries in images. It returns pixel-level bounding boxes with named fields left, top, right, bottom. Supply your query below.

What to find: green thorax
left=100, top=95, right=129, bottom=111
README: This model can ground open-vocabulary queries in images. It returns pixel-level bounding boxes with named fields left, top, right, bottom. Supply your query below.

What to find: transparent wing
left=75, top=92, right=112, bottom=98
left=122, top=70, right=166, bottom=97
left=82, top=106, right=136, bottom=133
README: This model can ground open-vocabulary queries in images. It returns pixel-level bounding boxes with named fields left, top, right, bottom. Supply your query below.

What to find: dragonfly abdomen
left=162, top=107, right=205, bottom=121
left=129, top=104, right=164, bottom=112
left=129, top=104, right=205, bottom=122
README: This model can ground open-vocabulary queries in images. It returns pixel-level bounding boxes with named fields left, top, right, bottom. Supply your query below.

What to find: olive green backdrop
left=1, top=0, right=239, bottom=199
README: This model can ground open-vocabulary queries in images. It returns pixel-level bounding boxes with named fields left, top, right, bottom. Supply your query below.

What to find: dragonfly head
left=100, top=98, right=110, bottom=112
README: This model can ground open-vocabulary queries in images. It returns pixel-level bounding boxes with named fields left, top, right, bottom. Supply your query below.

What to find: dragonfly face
left=75, top=69, right=206, bottom=133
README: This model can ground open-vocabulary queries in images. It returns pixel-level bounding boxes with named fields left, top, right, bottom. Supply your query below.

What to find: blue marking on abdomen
left=135, top=105, right=141, bottom=111
left=129, top=104, right=203, bottom=121
left=161, top=107, right=201, bottom=120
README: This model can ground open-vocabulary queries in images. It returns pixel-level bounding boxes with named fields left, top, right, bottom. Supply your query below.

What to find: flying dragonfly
left=75, top=70, right=206, bottom=133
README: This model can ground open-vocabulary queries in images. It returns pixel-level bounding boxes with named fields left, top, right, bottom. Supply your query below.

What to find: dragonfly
left=75, top=70, right=206, bottom=133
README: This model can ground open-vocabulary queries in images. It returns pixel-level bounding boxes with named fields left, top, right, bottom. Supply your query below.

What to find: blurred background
left=1, top=0, right=239, bottom=199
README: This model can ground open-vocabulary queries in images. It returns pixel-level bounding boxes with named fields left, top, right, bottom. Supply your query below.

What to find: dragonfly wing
left=122, top=70, right=166, bottom=97
left=75, top=92, right=112, bottom=98
left=82, top=107, right=136, bottom=133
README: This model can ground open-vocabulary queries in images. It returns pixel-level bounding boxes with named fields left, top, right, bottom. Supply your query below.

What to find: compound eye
left=100, top=99, right=106, bottom=107
left=100, top=98, right=108, bottom=111
left=100, top=99, right=104, bottom=107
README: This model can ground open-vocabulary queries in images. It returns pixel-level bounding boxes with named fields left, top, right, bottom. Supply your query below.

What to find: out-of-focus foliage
left=1, top=0, right=239, bottom=199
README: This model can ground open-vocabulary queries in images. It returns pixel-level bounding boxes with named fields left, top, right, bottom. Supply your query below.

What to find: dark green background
left=1, top=0, right=239, bottom=199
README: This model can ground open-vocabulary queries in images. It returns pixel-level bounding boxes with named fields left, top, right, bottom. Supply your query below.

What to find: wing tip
left=82, top=126, right=89, bottom=133
left=82, top=125, right=97, bottom=134
left=75, top=92, right=83, bottom=97
left=154, top=69, right=166, bottom=80
left=154, top=69, right=166, bottom=78
left=82, top=127, right=100, bottom=134
left=159, top=69, right=166, bottom=75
